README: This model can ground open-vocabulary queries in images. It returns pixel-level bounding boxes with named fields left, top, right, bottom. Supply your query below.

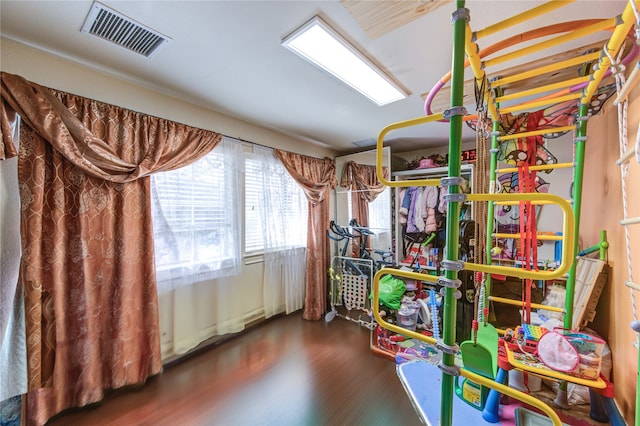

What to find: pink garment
left=438, top=186, right=448, bottom=214
left=413, top=188, right=425, bottom=232
left=398, top=188, right=408, bottom=224
left=423, top=187, right=439, bottom=232
left=424, top=186, right=438, bottom=209
left=424, top=208, right=437, bottom=232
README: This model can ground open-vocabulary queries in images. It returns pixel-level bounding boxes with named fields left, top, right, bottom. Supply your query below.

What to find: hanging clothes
left=423, top=186, right=439, bottom=233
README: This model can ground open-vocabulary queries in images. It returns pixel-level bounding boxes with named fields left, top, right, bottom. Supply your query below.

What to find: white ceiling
left=0, top=1, right=629, bottom=154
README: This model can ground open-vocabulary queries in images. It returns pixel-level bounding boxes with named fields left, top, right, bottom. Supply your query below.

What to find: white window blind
left=151, top=139, right=242, bottom=293
left=244, top=158, right=264, bottom=253
left=368, top=187, right=391, bottom=230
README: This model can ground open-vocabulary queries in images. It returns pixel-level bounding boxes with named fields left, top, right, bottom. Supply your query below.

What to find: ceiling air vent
left=81, top=2, right=170, bottom=58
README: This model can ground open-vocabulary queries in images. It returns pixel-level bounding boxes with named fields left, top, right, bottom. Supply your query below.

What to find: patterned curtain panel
left=0, top=72, right=222, bottom=425
left=274, top=150, right=337, bottom=321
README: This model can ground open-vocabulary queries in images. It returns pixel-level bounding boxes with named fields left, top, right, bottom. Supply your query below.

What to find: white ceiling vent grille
left=81, top=2, right=170, bottom=58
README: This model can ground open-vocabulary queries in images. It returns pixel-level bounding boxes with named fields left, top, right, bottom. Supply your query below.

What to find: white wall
left=1, top=37, right=337, bottom=360
left=582, top=82, right=640, bottom=423
left=0, top=38, right=336, bottom=158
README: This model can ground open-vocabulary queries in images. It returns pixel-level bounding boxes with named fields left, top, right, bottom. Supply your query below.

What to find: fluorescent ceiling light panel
left=282, top=16, right=407, bottom=106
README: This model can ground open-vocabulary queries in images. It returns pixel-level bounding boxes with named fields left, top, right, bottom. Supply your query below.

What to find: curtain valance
left=339, top=160, right=389, bottom=203
left=0, top=72, right=221, bottom=180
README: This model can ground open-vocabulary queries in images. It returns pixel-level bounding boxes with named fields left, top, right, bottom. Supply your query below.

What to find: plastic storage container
left=538, top=328, right=605, bottom=379
left=396, top=304, right=419, bottom=331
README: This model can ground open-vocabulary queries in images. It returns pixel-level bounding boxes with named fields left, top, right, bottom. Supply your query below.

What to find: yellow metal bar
left=492, top=233, right=563, bottom=241
left=504, top=342, right=607, bottom=389
left=500, top=93, right=581, bottom=115
left=498, top=125, right=576, bottom=142
left=492, top=52, right=601, bottom=88
left=496, top=76, right=589, bottom=103
left=498, top=162, right=574, bottom=173
left=460, top=368, right=563, bottom=426
left=465, top=22, right=499, bottom=121
left=582, top=2, right=638, bottom=104
left=371, top=268, right=438, bottom=345
left=376, top=113, right=445, bottom=188
left=473, top=0, right=574, bottom=40
left=465, top=193, right=575, bottom=280
left=489, top=296, right=565, bottom=313
left=465, top=23, right=484, bottom=81
left=483, top=18, right=615, bottom=69
left=495, top=200, right=572, bottom=206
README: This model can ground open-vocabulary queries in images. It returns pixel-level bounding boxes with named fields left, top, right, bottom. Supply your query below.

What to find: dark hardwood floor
left=47, top=312, right=422, bottom=426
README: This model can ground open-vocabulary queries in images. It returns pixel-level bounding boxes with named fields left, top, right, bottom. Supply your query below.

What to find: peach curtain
left=0, top=72, right=222, bottom=425
left=339, top=161, right=388, bottom=256
left=274, top=150, right=337, bottom=321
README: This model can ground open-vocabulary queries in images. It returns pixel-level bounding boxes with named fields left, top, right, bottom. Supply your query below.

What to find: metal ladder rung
left=492, top=232, right=563, bottom=241
left=495, top=76, right=589, bottom=104
left=488, top=296, right=565, bottom=313
left=498, top=162, right=574, bottom=173
left=483, top=17, right=616, bottom=70
left=491, top=52, right=601, bottom=88
left=497, top=125, right=576, bottom=142
left=494, top=199, right=572, bottom=206
left=500, top=93, right=582, bottom=115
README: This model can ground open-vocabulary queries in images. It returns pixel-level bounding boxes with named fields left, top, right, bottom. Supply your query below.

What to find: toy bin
left=558, top=330, right=605, bottom=379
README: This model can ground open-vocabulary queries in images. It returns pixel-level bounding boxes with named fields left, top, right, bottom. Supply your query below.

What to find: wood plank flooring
left=47, top=313, right=423, bottom=426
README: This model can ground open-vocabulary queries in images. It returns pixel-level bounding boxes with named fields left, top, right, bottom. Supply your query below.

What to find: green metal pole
left=564, top=103, right=588, bottom=330
left=558, top=103, right=587, bottom=400
left=441, top=1, right=467, bottom=424
left=484, top=120, right=500, bottom=302
left=577, top=230, right=608, bottom=258
left=598, top=229, right=608, bottom=261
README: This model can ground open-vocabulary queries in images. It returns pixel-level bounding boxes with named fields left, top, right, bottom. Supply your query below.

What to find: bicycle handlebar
left=328, top=221, right=357, bottom=239
left=351, top=226, right=374, bottom=236
left=326, top=229, right=346, bottom=242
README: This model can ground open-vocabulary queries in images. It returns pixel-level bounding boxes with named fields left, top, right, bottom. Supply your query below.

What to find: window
left=368, top=187, right=391, bottom=231
left=346, top=187, right=391, bottom=230
left=151, top=138, right=243, bottom=293
left=244, top=149, right=308, bottom=254
left=244, top=157, right=263, bottom=253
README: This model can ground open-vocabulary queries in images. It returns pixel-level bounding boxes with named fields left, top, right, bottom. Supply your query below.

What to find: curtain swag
left=0, top=71, right=224, bottom=425
left=0, top=72, right=222, bottom=179
left=339, top=161, right=389, bottom=203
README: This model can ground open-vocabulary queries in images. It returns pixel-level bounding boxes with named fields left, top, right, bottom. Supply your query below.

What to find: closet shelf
left=391, top=164, right=474, bottom=179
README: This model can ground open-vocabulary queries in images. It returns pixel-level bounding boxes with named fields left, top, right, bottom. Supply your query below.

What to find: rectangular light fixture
left=282, top=16, right=407, bottom=106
